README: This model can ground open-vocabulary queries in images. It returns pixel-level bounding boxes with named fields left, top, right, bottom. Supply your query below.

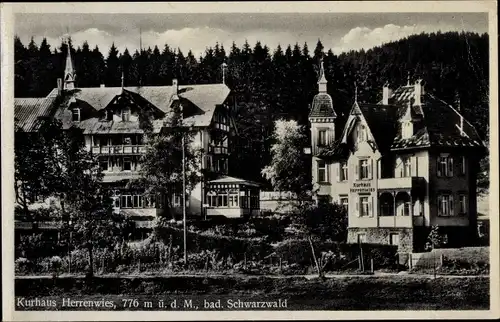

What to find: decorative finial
left=354, top=82, right=358, bottom=103
left=121, top=68, right=125, bottom=90
left=407, top=71, right=410, bottom=86
left=221, top=62, right=228, bottom=85
left=317, top=56, right=328, bottom=92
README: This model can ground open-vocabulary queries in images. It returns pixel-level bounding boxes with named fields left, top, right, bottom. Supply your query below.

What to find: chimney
left=414, top=79, right=423, bottom=106
left=172, top=78, right=178, bottom=93
left=172, top=78, right=180, bottom=101
left=382, top=82, right=392, bottom=105
left=100, top=84, right=105, bottom=88
left=57, top=78, right=62, bottom=96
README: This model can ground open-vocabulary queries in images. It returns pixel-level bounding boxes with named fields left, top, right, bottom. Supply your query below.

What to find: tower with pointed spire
left=63, top=38, right=76, bottom=90
left=308, top=57, right=337, bottom=192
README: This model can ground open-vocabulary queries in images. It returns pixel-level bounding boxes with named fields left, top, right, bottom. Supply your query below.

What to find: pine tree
left=105, top=43, right=121, bottom=87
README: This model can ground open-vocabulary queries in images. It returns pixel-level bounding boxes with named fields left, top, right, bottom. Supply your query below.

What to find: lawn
left=15, top=275, right=489, bottom=310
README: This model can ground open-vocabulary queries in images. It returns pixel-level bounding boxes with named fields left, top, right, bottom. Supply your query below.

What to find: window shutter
left=355, top=198, right=359, bottom=217
left=368, top=159, right=373, bottom=179
left=355, top=163, right=359, bottom=179
left=411, top=156, right=417, bottom=177
left=437, top=158, right=442, bottom=177
left=336, top=163, right=340, bottom=182
left=449, top=195, right=454, bottom=215
left=448, top=157, right=454, bottom=177
left=396, top=157, right=402, bottom=178
left=461, top=156, right=467, bottom=175
left=437, top=195, right=442, bottom=215
left=369, top=197, right=374, bottom=217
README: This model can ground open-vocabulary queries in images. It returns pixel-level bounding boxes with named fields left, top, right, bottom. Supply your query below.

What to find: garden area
left=15, top=202, right=408, bottom=277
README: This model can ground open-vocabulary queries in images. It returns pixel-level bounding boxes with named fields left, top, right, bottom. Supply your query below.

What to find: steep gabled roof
left=14, top=97, right=57, bottom=132
left=56, top=83, right=230, bottom=128
left=389, top=88, right=484, bottom=150
left=356, top=103, right=399, bottom=152
left=319, top=83, right=485, bottom=158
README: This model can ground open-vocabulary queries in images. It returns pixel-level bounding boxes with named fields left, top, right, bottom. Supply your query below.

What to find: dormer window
left=103, top=110, right=113, bottom=121
left=401, top=121, right=413, bottom=139
left=72, top=108, right=80, bottom=122
left=122, top=108, right=130, bottom=122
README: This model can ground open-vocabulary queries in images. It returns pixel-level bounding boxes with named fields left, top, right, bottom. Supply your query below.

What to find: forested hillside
left=14, top=31, right=489, bottom=187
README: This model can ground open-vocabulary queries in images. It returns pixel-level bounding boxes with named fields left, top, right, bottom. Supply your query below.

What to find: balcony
left=91, top=145, right=146, bottom=155
left=102, top=171, right=141, bottom=183
left=378, top=177, right=425, bottom=191
left=208, top=145, right=228, bottom=154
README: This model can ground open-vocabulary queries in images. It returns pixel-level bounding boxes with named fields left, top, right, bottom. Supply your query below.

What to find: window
left=229, top=190, right=239, bottom=207
left=317, top=129, right=327, bottom=146
left=341, top=162, right=348, bottom=181
left=390, top=233, right=400, bottom=246
left=360, top=196, right=371, bottom=217
left=99, top=158, right=109, bottom=172
left=317, top=160, right=328, bottom=183
left=339, top=196, right=348, bottom=211
left=133, top=195, right=143, bottom=208
left=122, top=108, right=130, bottom=122
left=120, top=195, right=132, bottom=208
left=402, top=121, right=413, bottom=139
left=113, top=197, right=120, bottom=208
left=403, top=157, right=412, bottom=177
left=359, top=159, right=370, bottom=180
left=357, top=233, right=366, bottom=244
left=458, top=156, right=466, bottom=176
left=437, top=155, right=453, bottom=177
left=123, top=136, right=132, bottom=145
left=459, top=194, right=467, bottom=215
left=438, top=194, right=454, bottom=216
left=380, top=199, right=394, bottom=216
left=206, top=191, right=217, bottom=207
left=123, top=157, right=132, bottom=171
left=72, top=108, right=80, bottom=122
left=106, top=110, right=114, bottom=121
left=402, top=201, right=411, bottom=216
left=357, top=125, right=366, bottom=143
left=173, top=194, right=181, bottom=207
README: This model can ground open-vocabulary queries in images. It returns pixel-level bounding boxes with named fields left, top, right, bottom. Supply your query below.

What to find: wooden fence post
left=370, top=258, right=374, bottom=273
left=408, top=253, right=412, bottom=270
left=358, top=255, right=362, bottom=270
left=279, top=257, right=282, bottom=274
left=440, top=254, right=444, bottom=267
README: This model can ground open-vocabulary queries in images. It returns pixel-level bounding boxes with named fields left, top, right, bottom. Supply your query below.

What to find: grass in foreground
left=15, top=275, right=489, bottom=310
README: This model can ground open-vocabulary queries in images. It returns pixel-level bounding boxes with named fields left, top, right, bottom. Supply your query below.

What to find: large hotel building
left=309, top=61, right=486, bottom=252
left=15, top=44, right=261, bottom=228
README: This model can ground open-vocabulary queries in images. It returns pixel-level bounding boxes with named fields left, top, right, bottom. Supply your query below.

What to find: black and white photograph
left=1, top=1, right=498, bottom=320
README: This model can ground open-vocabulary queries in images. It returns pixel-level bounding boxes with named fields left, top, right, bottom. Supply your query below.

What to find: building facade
left=14, top=44, right=260, bottom=226
left=309, top=61, right=486, bottom=252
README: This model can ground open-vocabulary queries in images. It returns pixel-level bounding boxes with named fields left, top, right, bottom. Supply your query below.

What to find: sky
left=15, top=12, right=488, bottom=57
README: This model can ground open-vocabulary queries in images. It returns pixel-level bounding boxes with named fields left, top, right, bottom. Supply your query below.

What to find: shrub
left=274, top=239, right=398, bottom=270
left=15, top=257, right=32, bottom=275
left=154, top=223, right=273, bottom=262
